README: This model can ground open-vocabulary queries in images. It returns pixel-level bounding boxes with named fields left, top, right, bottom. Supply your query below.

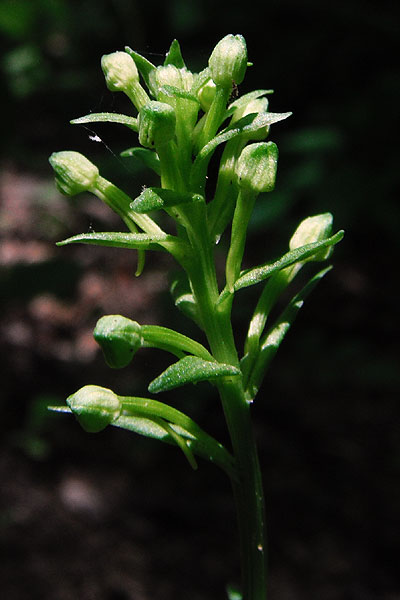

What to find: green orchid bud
left=231, top=97, right=270, bottom=141
left=67, top=385, right=122, bottom=433
left=138, top=101, right=176, bottom=148
left=93, top=315, right=142, bottom=368
left=289, top=213, right=334, bottom=261
left=101, top=51, right=139, bottom=92
left=209, top=34, right=247, bottom=87
left=49, top=151, right=99, bottom=196
left=197, top=79, right=216, bottom=111
left=101, top=51, right=149, bottom=110
left=150, top=64, right=194, bottom=93
left=235, top=142, right=278, bottom=193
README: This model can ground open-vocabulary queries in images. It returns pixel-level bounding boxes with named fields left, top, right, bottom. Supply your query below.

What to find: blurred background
left=0, top=1, right=399, bottom=598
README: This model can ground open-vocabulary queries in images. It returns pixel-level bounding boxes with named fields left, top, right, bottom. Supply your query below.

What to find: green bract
left=50, top=34, right=343, bottom=599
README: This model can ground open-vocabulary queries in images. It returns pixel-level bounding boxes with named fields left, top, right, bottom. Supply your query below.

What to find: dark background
left=0, top=1, right=399, bottom=598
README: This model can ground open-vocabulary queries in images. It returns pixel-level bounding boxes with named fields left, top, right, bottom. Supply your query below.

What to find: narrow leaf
left=155, top=418, right=198, bottom=469
left=57, top=231, right=171, bottom=250
left=131, top=187, right=203, bottom=213
left=124, top=46, right=156, bottom=94
left=232, top=230, right=344, bottom=292
left=71, top=112, right=138, bottom=131
left=148, top=355, right=240, bottom=393
left=164, top=39, right=186, bottom=68
left=225, top=89, right=274, bottom=118
left=191, top=111, right=292, bottom=193
left=244, top=266, right=332, bottom=400
left=120, top=147, right=161, bottom=175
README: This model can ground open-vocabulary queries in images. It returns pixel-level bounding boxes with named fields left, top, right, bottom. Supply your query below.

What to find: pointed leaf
left=191, top=111, right=292, bottom=193
left=124, top=46, right=157, bottom=94
left=57, top=231, right=171, bottom=250
left=131, top=187, right=203, bottom=213
left=120, top=147, right=161, bottom=175
left=164, top=39, right=186, bottom=68
left=225, top=89, right=274, bottom=118
left=71, top=112, right=138, bottom=130
left=244, top=266, right=333, bottom=400
left=231, top=230, right=344, bottom=292
left=148, top=355, right=240, bottom=393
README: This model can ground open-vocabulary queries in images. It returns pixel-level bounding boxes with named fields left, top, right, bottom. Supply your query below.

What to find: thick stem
left=187, top=223, right=267, bottom=600
left=219, top=382, right=267, bottom=600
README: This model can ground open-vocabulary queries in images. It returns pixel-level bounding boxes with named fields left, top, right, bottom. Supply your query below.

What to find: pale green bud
left=235, top=142, right=278, bottom=193
left=93, top=315, right=142, bottom=369
left=67, top=385, right=122, bottom=433
left=101, top=51, right=139, bottom=92
left=150, top=64, right=194, bottom=93
left=231, top=97, right=270, bottom=141
left=231, top=97, right=269, bottom=122
left=138, top=101, right=176, bottom=148
left=197, top=79, right=217, bottom=111
left=49, top=151, right=99, bottom=196
left=289, top=213, right=333, bottom=261
left=209, top=34, right=247, bottom=87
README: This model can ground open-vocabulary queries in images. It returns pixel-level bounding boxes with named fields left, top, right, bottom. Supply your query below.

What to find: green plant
left=49, top=34, right=343, bottom=599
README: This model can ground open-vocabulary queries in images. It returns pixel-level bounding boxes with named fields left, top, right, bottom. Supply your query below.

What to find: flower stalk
left=49, top=34, right=343, bottom=599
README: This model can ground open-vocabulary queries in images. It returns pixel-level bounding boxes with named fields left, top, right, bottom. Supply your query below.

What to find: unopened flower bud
left=101, top=51, right=139, bottom=92
left=197, top=79, right=217, bottom=111
left=93, top=315, right=142, bottom=369
left=138, top=101, right=176, bottom=148
left=209, top=34, right=247, bottom=87
left=231, top=97, right=270, bottom=141
left=49, top=151, right=99, bottom=196
left=235, top=142, right=278, bottom=193
left=67, top=385, right=122, bottom=433
left=150, top=64, right=193, bottom=93
left=289, top=213, right=333, bottom=261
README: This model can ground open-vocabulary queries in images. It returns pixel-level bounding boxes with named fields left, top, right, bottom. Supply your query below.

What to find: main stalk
left=186, top=222, right=267, bottom=599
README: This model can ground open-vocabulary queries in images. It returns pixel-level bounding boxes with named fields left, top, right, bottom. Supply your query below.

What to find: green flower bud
left=49, top=151, right=99, bottom=196
left=138, top=101, right=176, bottom=148
left=235, top=142, right=278, bottom=193
left=101, top=51, right=139, bottom=92
left=197, top=79, right=217, bottom=111
left=231, top=97, right=270, bottom=141
left=209, top=34, right=247, bottom=87
left=67, top=385, right=122, bottom=433
left=289, top=213, right=333, bottom=261
left=150, top=64, right=194, bottom=93
left=93, top=315, right=142, bottom=369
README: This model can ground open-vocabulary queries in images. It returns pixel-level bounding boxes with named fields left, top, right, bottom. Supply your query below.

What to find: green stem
left=225, top=188, right=256, bottom=291
left=187, top=220, right=267, bottom=600
left=208, top=136, right=243, bottom=242
left=196, top=85, right=231, bottom=150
